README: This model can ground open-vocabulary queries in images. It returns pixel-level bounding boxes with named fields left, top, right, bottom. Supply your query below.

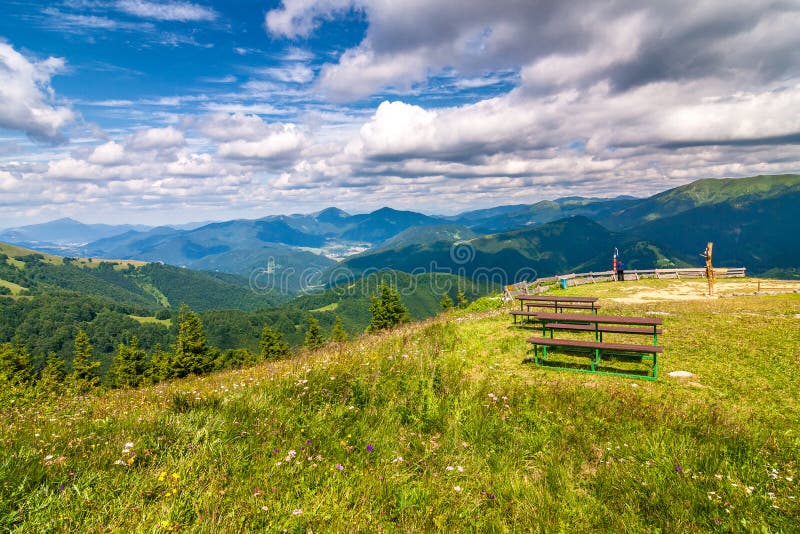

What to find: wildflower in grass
left=674, top=465, right=683, bottom=473
left=366, top=444, right=374, bottom=452
left=454, top=486, right=462, bottom=492
left=292, top=509, right=303, bottom=516
left=59, top=483, right=65, bottom=492
left=336, top=463, right=344, bottom=471
left=446, top=466, right=454, bottom=471
left=391, top=456, right=404, bottom=463
left=457, top=466, right=464, bottom=472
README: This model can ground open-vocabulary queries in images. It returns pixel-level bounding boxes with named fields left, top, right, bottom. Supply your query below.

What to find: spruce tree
left=367, top=282, right=409, bottom=333
left=440, top=293, right=454, bottom=311
left=39, top=352, right=66, bottom=391
left=173, top=305, right=212, bottom=377
left=71, top=329, right=100, bottom=391
left=331, top=316, right=348, bottom=343
left=0, top=340, right=32, bottom=384
left=303, top=316, right=325, bottom=350
left=149, top=344, right=173, bottom=382
left=457, top=289, right=468, bottom=308
left=110, top=337, right=148, bottom=387
left=259, top=324, right=290, bottom=360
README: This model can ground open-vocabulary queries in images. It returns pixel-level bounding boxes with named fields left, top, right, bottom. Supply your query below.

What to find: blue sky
left=1, top=0, right=799, bottom=228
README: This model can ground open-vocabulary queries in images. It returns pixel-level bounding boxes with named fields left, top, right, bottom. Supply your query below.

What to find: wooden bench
left=510, top=306, right=602, bottom=324
left=524, top=302, right=602, bottom=312
left=526, top=313, right=663, bottom=379
left=528, top=337, right=663, bottom=373
left=543, top=322, right=662, bottom=342
left=512, top=295, right=600, bottom=323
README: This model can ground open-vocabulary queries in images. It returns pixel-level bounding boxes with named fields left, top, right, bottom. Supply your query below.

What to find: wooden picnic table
left=531, top=312, right=662, bottom=344
left=516, top=295, right=599, bottom=309
left=513, top=295, right=600, bottom=317
left=527, top=312, right=663, bottom=379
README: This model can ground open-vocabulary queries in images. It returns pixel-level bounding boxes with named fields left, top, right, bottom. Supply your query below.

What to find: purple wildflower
left=335, top=463, right=344, bottom=471
left=675, top=465, right=683, bottom=473
left=59, top=483, right=65, bottom=492
left=366, top=444, right=374, bottom=452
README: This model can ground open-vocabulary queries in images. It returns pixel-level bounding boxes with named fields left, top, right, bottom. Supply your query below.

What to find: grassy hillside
left=199, top=270, right=495, bottom=354
left=0, top=242, right=285, bottom=311
left=2, top=279, right=798, bottom=531
left=630, top=191, right=800, bottom=273
left=602, top=174, right=800, bottom=230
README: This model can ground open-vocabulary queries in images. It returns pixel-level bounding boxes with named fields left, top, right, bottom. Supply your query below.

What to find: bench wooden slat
left=532, top=312, right=663, bottom=326
left=517, top=295, right=598, bottom=303
left=527, top=337, right=663, bottom=353
left=525, top=303, right=601, bottom=310
left=544, top=323, right=662, bottom=335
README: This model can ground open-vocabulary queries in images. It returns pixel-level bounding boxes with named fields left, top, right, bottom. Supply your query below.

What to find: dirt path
left=609, top=279, right=800, bottom=304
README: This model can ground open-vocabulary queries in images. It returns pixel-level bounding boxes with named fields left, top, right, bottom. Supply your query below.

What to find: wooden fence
left=503, top=267, right=746, bottom=299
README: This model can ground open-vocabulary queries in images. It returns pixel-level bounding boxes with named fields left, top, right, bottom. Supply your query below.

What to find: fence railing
left=503, top=267, right=746, bottom=299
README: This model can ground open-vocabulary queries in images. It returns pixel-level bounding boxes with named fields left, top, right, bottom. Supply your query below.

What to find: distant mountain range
left=2, top=174, right=798, bottom=285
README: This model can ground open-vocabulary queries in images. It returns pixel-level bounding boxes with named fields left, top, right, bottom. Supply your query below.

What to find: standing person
left=617, top=260, right=625, bottom=281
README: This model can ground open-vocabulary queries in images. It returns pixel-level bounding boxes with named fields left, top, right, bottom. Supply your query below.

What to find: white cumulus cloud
left=127, top=126, right=185, bottom=150
left=0, top=42, right=75, bottom=142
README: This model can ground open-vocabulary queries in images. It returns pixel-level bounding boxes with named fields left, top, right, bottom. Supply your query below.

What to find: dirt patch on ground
left=609, top=280, right=800, bottom=304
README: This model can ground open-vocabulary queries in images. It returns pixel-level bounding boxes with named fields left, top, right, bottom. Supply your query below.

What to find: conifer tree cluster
left=367, top=283, right=409, bottom=333
left=304, top=316, right=325, bottom=349
left=0, top=303, right=297, bottom=392
left=260, top=325, right=290, bottom=360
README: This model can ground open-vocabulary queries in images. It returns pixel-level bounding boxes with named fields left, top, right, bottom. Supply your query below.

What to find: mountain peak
left=315, top=207, right=350, bottom=222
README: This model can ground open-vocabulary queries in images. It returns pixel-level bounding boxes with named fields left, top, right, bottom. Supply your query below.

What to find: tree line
left=0, top=282, right=437, bottom=391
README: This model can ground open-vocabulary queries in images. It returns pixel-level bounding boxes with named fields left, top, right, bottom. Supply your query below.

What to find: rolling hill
left=0, top=242, right=286, bottom=311
left=335, top=216, right=682, bottom=283
left=3, top=174, right=798, bottom=282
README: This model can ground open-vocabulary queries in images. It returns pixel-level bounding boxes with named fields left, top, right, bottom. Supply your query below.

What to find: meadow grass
left=128, top=315, right=173, bottom=327
left=0, top=279, right=27, bottom=296
left=1, top=279, right=798, bottom=532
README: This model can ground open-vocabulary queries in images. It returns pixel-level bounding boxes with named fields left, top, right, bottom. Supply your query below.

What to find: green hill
left=338, top=216, right=682, bottom=281
left=602, top=174, right=800, bottom=229
left=1, top=279, right=798, bottom=531
left=0, top=242, right=285, bottom=311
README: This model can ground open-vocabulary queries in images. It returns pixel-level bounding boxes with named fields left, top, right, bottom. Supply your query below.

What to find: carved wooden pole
left=704, top=242, right=714, bottom=296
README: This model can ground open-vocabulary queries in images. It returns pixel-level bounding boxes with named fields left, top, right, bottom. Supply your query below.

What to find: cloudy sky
left=1, top=0, right=799, bottom=228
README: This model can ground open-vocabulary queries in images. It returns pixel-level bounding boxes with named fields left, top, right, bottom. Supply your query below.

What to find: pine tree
left=259, top=324, right=290, bottom=360
left=457, top=289, right=468, bottom=308
left=70, top=329, right=100, bottom=391
left=304, top=316, right=325, bottom=350
left=0, top=340, right=32, bottom=384
left=110, top=337, right=148, bottom=388
left=173, top=305, right=212, bottom=377
left=331, top=316, right=348, bottom=343
left=38, top=352, right=66, bottom=391
left=440, top=293, right=454, bottom=311
left=149, top=344, right=173, bottom=383
left=367, top=282, right=409, bottom=333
